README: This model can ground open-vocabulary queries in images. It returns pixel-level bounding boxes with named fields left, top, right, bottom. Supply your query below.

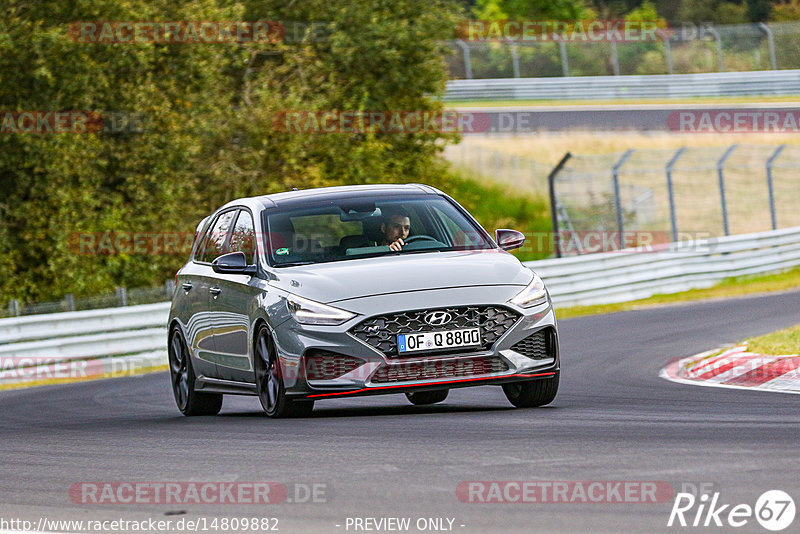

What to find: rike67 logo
left=668, top=490, right=795, bottom=531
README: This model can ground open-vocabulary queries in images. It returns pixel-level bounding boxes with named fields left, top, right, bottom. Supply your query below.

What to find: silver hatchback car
left=168, top=184, right=559, bottom=417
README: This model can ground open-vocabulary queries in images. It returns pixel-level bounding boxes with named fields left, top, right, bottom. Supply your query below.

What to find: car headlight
left=286, top=294, right=356, bottom=326
left=509, top=273, right=548, bottom=308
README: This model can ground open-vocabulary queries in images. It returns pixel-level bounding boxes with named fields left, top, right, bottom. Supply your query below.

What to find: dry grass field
left=445, top=131, right=800, bottom=236
left=458, top=131, right=800, bottom=165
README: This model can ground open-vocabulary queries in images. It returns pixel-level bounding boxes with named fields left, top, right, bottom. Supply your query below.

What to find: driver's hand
left=389, top=238, right=404, bottom=251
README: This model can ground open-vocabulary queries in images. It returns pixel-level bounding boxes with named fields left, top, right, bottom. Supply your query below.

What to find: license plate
left=397, top=328, right=481, bottom=353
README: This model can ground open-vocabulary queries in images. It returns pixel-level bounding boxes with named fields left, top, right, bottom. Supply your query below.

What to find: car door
left=193, top=209, right=237, bottom=378
left=171, top=220, right=211, bottom=372
left=207, top=208, right=263, bottom=383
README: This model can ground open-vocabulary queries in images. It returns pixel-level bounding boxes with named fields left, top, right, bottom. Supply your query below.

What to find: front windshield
left=264, top=195, right=494, bottom=267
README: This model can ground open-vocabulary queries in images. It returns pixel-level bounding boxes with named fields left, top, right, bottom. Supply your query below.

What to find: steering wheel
left=403, top=235, right=438, bottom=244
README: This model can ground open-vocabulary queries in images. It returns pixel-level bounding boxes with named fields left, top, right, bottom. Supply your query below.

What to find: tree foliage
left=474, top=0, right=595, bottom=20
left=3, top=0, right=800, bottom=306
left=0, top=0, right=462, bottom=305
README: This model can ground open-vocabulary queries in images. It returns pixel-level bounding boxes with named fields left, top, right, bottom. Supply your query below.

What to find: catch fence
left=446, top=22, right=800, bottom=79
left=550, top=144, right=800, bottom=256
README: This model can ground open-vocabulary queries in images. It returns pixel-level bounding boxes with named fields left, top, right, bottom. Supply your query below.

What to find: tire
left=254, top=325, right=314, bottom=418
left=168, top=328, right=223, bottom=416
left=405, top=389, right=449, bottom=405
left=502, top=371, right=559, bottom=408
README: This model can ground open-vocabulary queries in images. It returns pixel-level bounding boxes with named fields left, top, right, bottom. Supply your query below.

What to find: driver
left=379, top=208, right=411, bottom=251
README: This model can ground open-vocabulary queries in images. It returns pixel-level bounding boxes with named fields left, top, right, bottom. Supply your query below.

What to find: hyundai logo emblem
left=424, top=311, right=452, bottom=326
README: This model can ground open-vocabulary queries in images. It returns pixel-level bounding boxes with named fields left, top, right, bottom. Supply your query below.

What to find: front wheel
left=502, top=371, right=559, bottom=408
left=168, top=328, right=223, bottom=416
left=406, top=389, right=449, bottom=405
left=254, top=325, right=314, bottom=418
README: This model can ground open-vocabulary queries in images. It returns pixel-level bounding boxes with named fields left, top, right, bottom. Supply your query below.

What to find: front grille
left=350, top=306, right=520, bottom=356
left=370, top=356, right=509, bottom=384
left=510, top=328, right=554, bottom=360
left=304, top=350, right=365, bottom=380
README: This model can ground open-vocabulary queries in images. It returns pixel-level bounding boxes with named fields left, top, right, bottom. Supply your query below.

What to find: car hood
left=268, top=249, right=533, bottom=305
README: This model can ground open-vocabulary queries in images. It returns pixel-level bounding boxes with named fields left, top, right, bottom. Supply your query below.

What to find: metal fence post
left=610, top=38, right=620, bottom=75
left=717, top=144, right=737, bottom=236
left=509, top=41, right=521, bottom=78
left=548, top=152, right=572, bottom=258
left=665, top=147, right=687, bottom=242
left=455, top=40, right=473, bottom=79
left=612, top=149, right=635, bottom=240
left=766, top=144, right=786, bottom=230
left=758, top=23, right=777, bottom=70
left=116, top=286, right=128, bottom=307
left=9, top=299, right=20, bottom=317
left=706, top=25, right=725, bottom=72
left=64, top=293, right=75, bottom=312
left=657, top=29, right=673, bottom=74
left=165, top=279, right=176, bottom=296
left=558, top=38, right=569, bottom=77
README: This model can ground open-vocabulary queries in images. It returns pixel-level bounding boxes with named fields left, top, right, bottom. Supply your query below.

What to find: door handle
left=181, top=282, right=193, bottom=292
left=210, top=287, right=221, bottom=298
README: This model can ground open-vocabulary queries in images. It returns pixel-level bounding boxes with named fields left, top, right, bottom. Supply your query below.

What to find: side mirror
left=212, top=251, right=257, bottom=275
left=495, top=229, right=526, bottom=251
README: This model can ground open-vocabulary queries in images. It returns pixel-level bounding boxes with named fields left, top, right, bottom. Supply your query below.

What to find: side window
left=229, top=210, right=256, bottom=264
left=200, top=210, right=236, bottom=263
left=191, top=217, right=211, bottom=261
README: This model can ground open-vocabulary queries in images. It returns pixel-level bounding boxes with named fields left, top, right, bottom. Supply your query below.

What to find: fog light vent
left=509, top=329, right=553, bottom=360
left=305, top=350, right=365, bottom=380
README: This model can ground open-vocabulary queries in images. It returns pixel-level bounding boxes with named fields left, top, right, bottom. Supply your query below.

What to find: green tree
left=677, top=0, right=749, bottom=24
left=0, top=0, right=469, bottom=305
left=746, top=0, right=771, bottom=21
left=770, top=0, right=800, bottom=20
left=473, top=0, right=596, bottom=20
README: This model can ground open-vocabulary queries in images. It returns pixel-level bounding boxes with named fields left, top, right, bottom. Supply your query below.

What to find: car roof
left=254, top=183, right=441, bottom=208
left=210, top=184, right=446, bottom=217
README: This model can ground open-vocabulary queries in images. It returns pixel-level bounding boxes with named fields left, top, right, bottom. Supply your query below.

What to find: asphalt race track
left=2, top=290, right=800, bottom=534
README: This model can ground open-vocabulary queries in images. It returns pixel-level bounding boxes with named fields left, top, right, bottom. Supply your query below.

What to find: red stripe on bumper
left=306, top=372, right=557, bottom=398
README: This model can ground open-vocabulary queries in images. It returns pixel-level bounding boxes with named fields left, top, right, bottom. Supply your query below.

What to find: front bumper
left=272, top=286, right=560, bottom=400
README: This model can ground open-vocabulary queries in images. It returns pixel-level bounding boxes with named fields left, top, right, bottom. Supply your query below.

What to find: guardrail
left=0, top=303, right=170, bottom=387
left=0, top=302, right=170, bottom=345
left=524, top=226, right=800, bottom=307
left=443, top=69, right=800, bottom=101
left=1, top=226, right=798, bottom=385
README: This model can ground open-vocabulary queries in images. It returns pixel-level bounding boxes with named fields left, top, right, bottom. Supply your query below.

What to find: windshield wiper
left=274, top=261, right=316, bottom=268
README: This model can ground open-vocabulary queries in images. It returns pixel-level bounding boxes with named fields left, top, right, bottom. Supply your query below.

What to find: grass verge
left=744, top=325, right=800, bottom=355
left=458, top=131, right=800, bottom=166
left=0, top=364, right=169, bottom=391
left=555, top=266, right=800, bottom=319
left=437, top=168, right=553, bottom=262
